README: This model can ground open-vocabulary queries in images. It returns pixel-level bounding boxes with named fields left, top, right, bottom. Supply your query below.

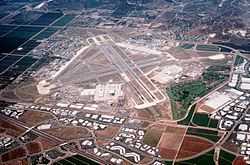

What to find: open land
left=0, top=0, right=249, bottom=165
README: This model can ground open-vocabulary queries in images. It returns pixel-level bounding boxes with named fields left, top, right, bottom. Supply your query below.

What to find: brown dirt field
left=4, top=159, right=28, bottom=165
left=143, top=124, right=166, bottom=147
left=15, top=81, right=40, bottom=102
left=95, top=139, right=110, bottom=146
left=165, top=125, right=186, bottom=134
left=25, top=142, right=42, bottom=154
left=160, top=148, right=178, bottom=160
left=176, top=135, right=213, bottom=159
left=139, top=156, right=154, bottom=164
left=44, top=126, right=91, bottom=140
left=95, top=126, right=119, bottom=139
left=35, top=137, right=60, bottom=151
left=233, top=156, right=247, bottom=165
left=0, top=127, right=6, bottom=133
left=135, top=109, right=155, bottom=121
left=141, top=121, right=151, bottom=128
left=19, top=110, right=54, bottom=127
left=154, top=101, right=172, bottom=119
left=158, top=125, right=186, bottom=159
left=198, top=104, right=216, bottom=113
left=222, top=138, right=239, bottom=154
left=0, top=88, right=20, bottom=101
left=0, top=120, right=25, bottom=137
left=1, top=147, right=27, bottom=162
left=98, top=73, right=123, bottom=82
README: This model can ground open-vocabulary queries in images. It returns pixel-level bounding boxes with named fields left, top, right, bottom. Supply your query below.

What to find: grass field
left=196, top=44, right=220, bottom=52
left=179, top=43, right=194, bottom=49
left=143, top=124, right=165, bottom=147
left=234, top=55, right=245, bottom=66
left=167, top=80, right=207, bottom=120
left=177, top=104, right=196, bottom=125
left=219, top=149, right=236, bottom=165
left=51, top=15, right=75, bottom=26
left=192, top=112, right=218, bottom=128
left=168, top=63, right=230, bottom=120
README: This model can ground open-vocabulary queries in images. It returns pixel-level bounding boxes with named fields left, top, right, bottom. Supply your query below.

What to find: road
left=0, top=114, right=107, bottom=165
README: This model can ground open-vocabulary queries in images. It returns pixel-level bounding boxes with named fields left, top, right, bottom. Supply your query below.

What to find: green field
left=196, top=44, right=220, bottom=52
left=33, top=27, right=58, bottom=40
left=234, top=55, right=245, bottom=66
left=187, top=127, right=220, bottom=142
left=167, top=80, right=208, bottom=120
left=177, top=104, right=196, bottom=125
left=52, top=15, right=75, bottom=26
left=192, top=112, right=218, bottom=128
left=202, top=65, right=230, bottom=89
left=219, top=149, right=236, bottom=165
left=168, top=64, right=230, bottom=121
left=179, top=43, right=195, bottom=49
left=165, top=161, right=173, bottom=165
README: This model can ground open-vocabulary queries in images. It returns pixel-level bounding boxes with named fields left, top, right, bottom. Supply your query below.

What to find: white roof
left=81, top=89, right=96, bottom=96
left=232, top=74, right=239, bottom=80
left=242, top=77, right=250, bottom=83
left=239, top=124, right=248, bottom=131
left=56, top=103, right=69, bottom=108
left=225, top=88, right=244, bottom=96
left=236, top=133, right=246, bottom=141
left=37, top=124, right=51, bottom=130
left=241, top=83, right=250, bottom=90
left=205, top=92, right=231, bottom=109
left=83, top=107, right=96, bottom=111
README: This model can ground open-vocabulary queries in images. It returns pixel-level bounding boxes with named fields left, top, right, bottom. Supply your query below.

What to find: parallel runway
left=99, top=43, right=165, bottom=108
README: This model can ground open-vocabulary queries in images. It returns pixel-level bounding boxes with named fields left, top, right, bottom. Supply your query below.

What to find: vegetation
left=192, top=112, right=218, bottom=128
left=143, top=126, right=164, bottom=147
left=179, top=43, right=194, bottom=49
left=202, top=65, right=230, bottom=89
left=219, top=149, right=236, bottom=165
left=167, top=81, right=207, bottom=120
left=177, top=104, right=196, bottom=125
left=187, top=127, right=220, bottom=142
left=51, top=15, right=75, bottom=26
left=234, top=55, right=245, bottom=66
left=168, top=64, right=230, bottom=120
left=196, top=44, right=220, bottom=52
left=165, top=161, right=173, bottom=165
left=202, top=71, right=226, bottom=82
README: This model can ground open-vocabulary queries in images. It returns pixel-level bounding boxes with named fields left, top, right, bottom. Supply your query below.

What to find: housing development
left=0, top=0, right=250, bottom=165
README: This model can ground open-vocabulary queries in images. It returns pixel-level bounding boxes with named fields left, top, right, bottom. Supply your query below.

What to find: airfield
left=0, top=0, right=250, bottom=165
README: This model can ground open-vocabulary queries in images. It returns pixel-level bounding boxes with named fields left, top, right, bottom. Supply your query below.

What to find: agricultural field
left=175, top=150, right=215, bottom=165
left=176, top=135, right=213, bottom=160
left=158, top=125, right=186, bottom=159
left=0, top=0, right=248, bottom=164
left=187, top=127, right=220, bottom=143
left=54, top=154, right=99, bottom=165
left=192, top=112, right=218, bottom=128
